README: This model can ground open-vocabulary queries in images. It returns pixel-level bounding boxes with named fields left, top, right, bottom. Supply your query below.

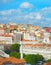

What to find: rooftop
left=0, top=57, right=26, bottom=65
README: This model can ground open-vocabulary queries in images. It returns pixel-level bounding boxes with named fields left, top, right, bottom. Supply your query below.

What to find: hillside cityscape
left=0, top=23, right=51, bottom=65
left=0, top=0, right=51, bottom=65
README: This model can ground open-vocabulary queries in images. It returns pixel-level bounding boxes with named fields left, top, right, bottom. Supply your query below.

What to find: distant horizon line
left=0, top=22, right=51, bottom=28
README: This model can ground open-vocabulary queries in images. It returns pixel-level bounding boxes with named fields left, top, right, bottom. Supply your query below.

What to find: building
left=43, top=37, right=50, bottom=44
left=0, top=28, right=5, bottom=35
left=42, top=32, right=50, bottom=44
left=0, top=33, right=13, bottom=44
left=23, top=32, right=37, bottom=41
left=12, top=32, right=22, bottom=43
left=20, top=43, right=51, bottom=60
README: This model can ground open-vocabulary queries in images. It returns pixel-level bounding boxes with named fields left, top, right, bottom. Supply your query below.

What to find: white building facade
left=0, top=35, right=13, bottom=44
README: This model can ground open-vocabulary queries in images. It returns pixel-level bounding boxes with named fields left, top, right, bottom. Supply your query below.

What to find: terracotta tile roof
left=44, top=62, right=51, bottom=65
left=23, top=44, right=44, bottom=48
left=22, top=40, right=37, bottom=42
left=0, top=57, right=26, bottom=65
left=9, top=25, right=15, bottom=29
left=23, top=44, right=33, bottom=47
left=46, top=44, right=51, bottom=47
left=0, top=28, right=4, bottom=30
left=4, top=34, right=13, bottom=37
left=33, top=44, right=44, bottom=47
left=0, top=33, right=13, bottom=37
left=23, top=44, right=51, bottom=48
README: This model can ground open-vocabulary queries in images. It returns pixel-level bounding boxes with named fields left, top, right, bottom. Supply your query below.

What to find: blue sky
left=0, top=0, right=51, bottom=27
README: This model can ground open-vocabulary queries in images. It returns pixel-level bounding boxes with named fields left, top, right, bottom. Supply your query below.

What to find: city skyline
left=0, top=0, right=51, bottom=27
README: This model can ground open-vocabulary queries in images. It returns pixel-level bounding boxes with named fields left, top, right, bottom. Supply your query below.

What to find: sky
left=0, top=0, right=51, bottom=27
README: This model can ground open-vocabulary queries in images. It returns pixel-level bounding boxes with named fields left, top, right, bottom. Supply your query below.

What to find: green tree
left=10, top=52, right=20, bottom=58
left=46, top=59, right=51, bottom=63
left=10, top=43, right=20, bottom=52
left=24, top=54, right=43, bottom=65
left=4, top=48, right=11, bottom=54
left=24, top=54, right=36, bottom=65
left=36, top=54, right=43, bottom=61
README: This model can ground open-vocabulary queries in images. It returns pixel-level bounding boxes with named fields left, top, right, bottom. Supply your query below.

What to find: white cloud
left=0, top=6, right=51, bottom=27
left=20, top=2, right=33, bottom=9
left=0, top=9, right=21, bottom=15
left=23, top=7, right=51, bottom=26
left=41, top=7, right=51, bottom=12
left=40, top=7, right=51, bottom=17
left=24, top=15, right=34, bottom=19
left=46, top=18, right=51, bottom=21
left=3, top=0, right=8, bottom=3
left=24, top=13, right=41, bottom=20
left=2, top=0, right=14, bottom=3
left=0, top=9, right=14, bottom=15
left=35, top=13, right=41, bottom=20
